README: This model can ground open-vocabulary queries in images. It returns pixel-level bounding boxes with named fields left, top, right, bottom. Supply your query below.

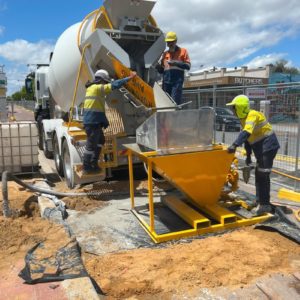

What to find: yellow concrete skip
left=278, top=188, right=300, bottom=203
left=200, top=204, right=237, bottom=225
left=150, top=149, right=234, bottom=206
left=163, top=195, right=210, bottom=229
left=126, top=145, right=272, bottom=243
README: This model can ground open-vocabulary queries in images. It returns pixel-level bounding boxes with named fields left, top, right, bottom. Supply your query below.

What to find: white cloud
left=152, top=0, right=300, bottom=70
left=5, top=65, right=29, bottom=96
left=246, top=53, right=289, bottom=69
left=0, top=39, right=54, bottom=64
left=0, top=39, right=54, bottom=95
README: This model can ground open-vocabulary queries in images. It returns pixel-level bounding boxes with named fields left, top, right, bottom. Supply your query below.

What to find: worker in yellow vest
left=83, top=69, right=136, bottom=175
left=226, top=95, right=280, bottom=215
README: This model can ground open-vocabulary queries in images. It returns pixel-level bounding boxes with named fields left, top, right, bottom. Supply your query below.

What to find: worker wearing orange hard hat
left=156, top=31, right=191, bottom=105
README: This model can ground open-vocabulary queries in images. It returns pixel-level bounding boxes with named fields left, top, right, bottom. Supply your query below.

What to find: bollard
left=284, top=131, right=289, bottom=156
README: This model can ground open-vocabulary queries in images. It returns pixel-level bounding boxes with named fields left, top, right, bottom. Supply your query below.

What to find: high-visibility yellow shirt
left=241, top=110, right=273, bottom=145
left=83, top=83, right=112, bottom=125
left=83, top=83, right=112, bottom=112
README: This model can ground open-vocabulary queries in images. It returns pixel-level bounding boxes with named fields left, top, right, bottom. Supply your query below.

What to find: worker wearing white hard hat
left=156, top=31, right=191, bottom=105
left=226, top=95, right=280, bottom=215
left=82, top=69, right=136, bottom=175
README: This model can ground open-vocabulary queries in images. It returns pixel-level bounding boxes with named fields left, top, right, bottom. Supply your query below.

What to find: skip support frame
left=126, top=145, right=271, bottom=244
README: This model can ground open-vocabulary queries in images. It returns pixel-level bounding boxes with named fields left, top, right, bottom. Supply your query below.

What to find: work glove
left=227, top=144, right=237, bottom=154
left=155, top=64, right=164, bottom=74
left=245, top=155, right=252, bottom=166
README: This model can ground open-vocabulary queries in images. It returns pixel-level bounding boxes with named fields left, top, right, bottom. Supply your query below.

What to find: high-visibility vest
left=161, top=47, right=190, bottom=72
left=83, top=83, right=112, bottom=125
left=159, top=46, right=190, bottom=84
left=83, top=83, right=112, bottom=112
left=241, top=110, right=273, bottom=145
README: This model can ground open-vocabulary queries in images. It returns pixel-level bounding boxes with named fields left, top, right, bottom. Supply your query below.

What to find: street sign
left=246, top=88, right=266, bottom=99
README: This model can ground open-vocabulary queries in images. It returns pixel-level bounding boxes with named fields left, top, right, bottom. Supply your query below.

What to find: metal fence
left=7, top=100, right=36, bottom=111
left=182, top=82, right=300, bottom=192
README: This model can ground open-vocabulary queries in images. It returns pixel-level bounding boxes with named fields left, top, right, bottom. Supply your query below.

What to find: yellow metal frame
left=127, top=148, right=271, bottom=243
left=278, top=188, right=300, bottom=202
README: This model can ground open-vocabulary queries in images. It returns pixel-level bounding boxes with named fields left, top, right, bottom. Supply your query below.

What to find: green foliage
left=271, top=59, right=300, bottom=75
left=11, top=85, right=34, bottom=101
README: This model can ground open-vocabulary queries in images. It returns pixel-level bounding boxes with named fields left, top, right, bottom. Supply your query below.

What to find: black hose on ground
left=2, top=171, right=170, bottom=215
left=4, top=172, right=96, bottom=198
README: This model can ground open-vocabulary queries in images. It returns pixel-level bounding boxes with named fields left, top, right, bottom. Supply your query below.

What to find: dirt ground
left=83, top=228, right=300, bottom=299
left=0, top=180, right=299, bottom=300
left=54, top=178, right=173, bottom=212
left=0, top=181, right=69, bottom=277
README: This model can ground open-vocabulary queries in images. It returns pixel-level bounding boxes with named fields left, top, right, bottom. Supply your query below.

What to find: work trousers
left=254, top=149, right=278, bottom=205
left=83, top=124, right=105, bottom=171
left=163, top=81, right=183, bottom=105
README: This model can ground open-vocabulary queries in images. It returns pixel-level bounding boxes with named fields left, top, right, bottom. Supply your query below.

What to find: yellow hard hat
left=165, top=31, right=177, bottom=42
left=226, top=94, right=250, bottom=118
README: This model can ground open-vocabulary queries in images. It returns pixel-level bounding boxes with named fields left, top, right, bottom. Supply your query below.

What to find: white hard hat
left=94, top=69, right=111, bottom=82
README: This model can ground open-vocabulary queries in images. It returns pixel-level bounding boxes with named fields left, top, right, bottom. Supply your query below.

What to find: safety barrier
left=182, top=82, right=300, bottom=192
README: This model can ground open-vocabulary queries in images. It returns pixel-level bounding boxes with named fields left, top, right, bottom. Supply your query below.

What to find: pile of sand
left=84, top=227, right=300, bottom=299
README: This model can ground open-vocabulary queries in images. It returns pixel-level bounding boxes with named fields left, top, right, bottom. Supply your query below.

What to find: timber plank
left=256, top=273, right=300, bottom=299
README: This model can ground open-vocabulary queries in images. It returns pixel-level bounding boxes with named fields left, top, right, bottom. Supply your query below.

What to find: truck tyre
left=62, top=139, right=75, bottom=189
left=42, top=127, right=53, bottom=159
left=53, top=134, right=64, bottom=177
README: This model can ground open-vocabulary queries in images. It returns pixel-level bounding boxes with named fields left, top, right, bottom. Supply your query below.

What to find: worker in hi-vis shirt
left=82, top=69, right=136, bottom=175
left=156, top=31, right=191, bottom=105
left=226, top=95, right=280, bottom=216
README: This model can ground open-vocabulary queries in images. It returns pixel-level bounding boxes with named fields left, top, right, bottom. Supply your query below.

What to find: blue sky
left=1, top=0, right=300, bottom=95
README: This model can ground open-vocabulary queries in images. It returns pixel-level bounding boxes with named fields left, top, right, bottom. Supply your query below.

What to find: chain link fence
left=182, top=82, right=300, bottom=192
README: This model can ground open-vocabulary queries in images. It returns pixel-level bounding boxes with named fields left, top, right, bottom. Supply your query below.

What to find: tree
left=271, top=59, right=300, bottom=75
left=11, top=86, right=34, bottom=101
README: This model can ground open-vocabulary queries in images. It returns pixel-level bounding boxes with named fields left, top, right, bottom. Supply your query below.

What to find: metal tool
left=242, top=165, right=255, bottom=184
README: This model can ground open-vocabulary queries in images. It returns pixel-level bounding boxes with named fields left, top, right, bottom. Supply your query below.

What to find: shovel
left=241, top=165, right=255, bottom=184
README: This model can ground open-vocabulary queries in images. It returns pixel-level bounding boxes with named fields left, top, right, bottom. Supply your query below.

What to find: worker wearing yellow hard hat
left=226, top=95, right=280, bottom=216
left=156, top=31, right=191, bottom=105
left=164, top=31, right=177, bottom=42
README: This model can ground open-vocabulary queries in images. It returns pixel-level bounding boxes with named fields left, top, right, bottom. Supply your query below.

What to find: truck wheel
left=62, top=140, right=75, bottom=189
left=53, top=134, right=64, bottom=177
left=42, top=128, right=53, bottom=159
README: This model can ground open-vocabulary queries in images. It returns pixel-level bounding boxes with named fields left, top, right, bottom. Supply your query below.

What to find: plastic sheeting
left=19, top=239, right=88, bottom=284
left=255, top=206, right=300, bottom=244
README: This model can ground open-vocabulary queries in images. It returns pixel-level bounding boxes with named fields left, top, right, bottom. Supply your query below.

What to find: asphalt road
left=7, top=104, right=35, bottom=121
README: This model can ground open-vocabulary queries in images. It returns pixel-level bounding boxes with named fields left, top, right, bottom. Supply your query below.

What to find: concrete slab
left=61, top=277, right=101, bottom=300
left=66, top=195, right=157, bottom=255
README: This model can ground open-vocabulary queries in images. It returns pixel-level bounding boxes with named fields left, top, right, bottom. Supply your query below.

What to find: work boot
left=82, top=168, right=100, bottom=176
left=252, top=204, right=273, bottom=216
left=91, top=161, right=101, bottom=172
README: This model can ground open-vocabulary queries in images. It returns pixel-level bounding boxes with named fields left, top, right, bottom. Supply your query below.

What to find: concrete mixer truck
left=26, top=0, right=177, bottom=188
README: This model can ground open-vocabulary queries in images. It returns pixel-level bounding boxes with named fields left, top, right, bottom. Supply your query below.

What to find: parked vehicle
left=202, top=107, right=241, bottom=132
